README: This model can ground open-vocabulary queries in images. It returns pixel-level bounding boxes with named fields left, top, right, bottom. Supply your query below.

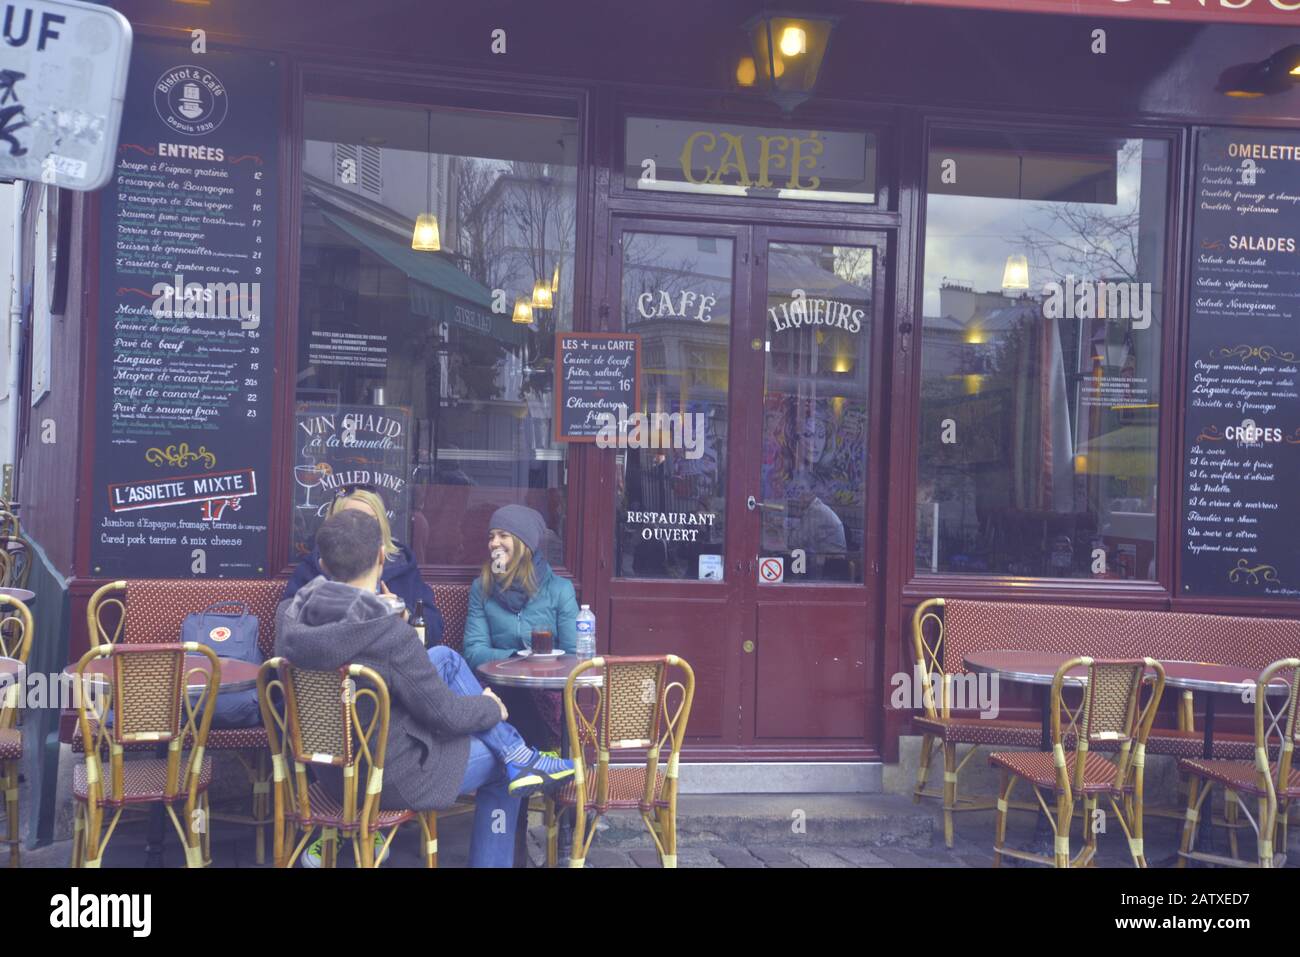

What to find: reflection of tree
left=1017, top=141, right=1142, bottom=286
left=621, top=233, right=702, bottom=325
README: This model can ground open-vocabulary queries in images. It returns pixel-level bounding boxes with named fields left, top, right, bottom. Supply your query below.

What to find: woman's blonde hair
left=479, top=531, right=538, bottom=598
left=329, top=489, right=400, bottom=561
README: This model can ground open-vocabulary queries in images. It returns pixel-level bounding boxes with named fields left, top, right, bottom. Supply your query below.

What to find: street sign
left=0, top=0, right=132, bottom=191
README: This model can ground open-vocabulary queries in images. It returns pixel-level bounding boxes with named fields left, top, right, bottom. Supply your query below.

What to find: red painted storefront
left=15, top=0, right=1300, bottom=833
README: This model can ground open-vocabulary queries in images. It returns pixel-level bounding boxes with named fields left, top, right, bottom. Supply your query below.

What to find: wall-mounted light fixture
left=1221, top=44, right=1300, bottom=98
left=512, top=298, right=533, bottom=325
left=1001, top=254, right=1030, bottom=291
left=740, top=10, right=837, bottom=113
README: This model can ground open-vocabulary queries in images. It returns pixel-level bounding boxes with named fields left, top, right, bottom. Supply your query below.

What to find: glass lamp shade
left=742, top=12, right=836, bottom=113
left=1001, top=254, right=1030, bottom=290
left=512, top=298, right=533, bottom=325
left=736, top=56, right=757, bottom=88
left=531, top=279, right=554, bottom=310
left=411, top=213, right=441, bottom=251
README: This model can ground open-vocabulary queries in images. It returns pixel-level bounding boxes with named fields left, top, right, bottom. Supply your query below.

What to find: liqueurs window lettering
left=917, top=129, right=1169, bottom=581
left=296, top=99, right=578, bottom=565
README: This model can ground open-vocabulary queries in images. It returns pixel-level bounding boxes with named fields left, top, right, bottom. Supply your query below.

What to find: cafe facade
left=13, top=0, right=1300, bottom=836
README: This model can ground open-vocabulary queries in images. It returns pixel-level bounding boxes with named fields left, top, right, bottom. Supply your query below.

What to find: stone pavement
left=16, top=791, right=1299, bottom=868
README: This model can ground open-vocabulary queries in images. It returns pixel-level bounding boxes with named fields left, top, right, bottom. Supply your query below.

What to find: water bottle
left=575, top=605, right=596, bottom=660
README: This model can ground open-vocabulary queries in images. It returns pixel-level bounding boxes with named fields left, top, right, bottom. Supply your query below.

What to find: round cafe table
left=0, top=588, right=35, bottom=604
left=962, top=651, right=1289, bottom=759
left=477, top=654, right=600, bottom=867
left=62, top=653, right=260, bottom=867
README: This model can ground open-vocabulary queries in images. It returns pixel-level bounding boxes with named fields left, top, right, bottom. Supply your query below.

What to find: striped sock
left=505, top=744, right=534, bottom=766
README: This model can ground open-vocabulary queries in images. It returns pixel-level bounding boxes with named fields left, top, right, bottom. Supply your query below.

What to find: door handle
left=746, top=496, right=785, bottom=512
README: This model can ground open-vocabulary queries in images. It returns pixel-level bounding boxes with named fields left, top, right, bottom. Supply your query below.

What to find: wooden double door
left=592, top=217, right=891, bottom=759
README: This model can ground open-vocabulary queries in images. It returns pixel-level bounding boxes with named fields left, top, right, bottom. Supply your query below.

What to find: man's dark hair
left=316, top=509, right=382, bottom=583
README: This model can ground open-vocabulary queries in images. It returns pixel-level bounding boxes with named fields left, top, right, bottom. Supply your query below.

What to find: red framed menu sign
left=554, top=332, right=642, bottom=442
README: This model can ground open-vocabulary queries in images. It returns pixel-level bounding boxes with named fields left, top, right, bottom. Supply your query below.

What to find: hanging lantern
left=531, top=278, right=553, bottom=310
left=411, top=213, right=441, bottom=251
left=551, top=262, right=560, bottom=294
left=512, top=298, right=533, bottom=325
left=1001, top=254, right=1030, bottom=291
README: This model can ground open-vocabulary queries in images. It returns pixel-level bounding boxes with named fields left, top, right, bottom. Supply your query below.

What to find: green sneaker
left=300, top=836, right=322, bottom=869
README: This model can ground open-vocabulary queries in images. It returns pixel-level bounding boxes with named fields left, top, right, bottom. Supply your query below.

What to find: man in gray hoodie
left=275, top=508, right=573, bottom=867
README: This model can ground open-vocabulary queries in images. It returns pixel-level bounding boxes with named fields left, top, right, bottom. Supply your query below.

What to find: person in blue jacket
left=463, top=504, right=577, bottom=746
left=284, top=487, right=445, bottom=646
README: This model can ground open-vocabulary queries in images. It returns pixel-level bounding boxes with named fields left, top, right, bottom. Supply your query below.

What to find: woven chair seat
left=73, top=721, right=267, bottom=753
left=990, top=749, right=1131, bottom=795
left=1147, top=729, right=1272, bottom=761
left=551, top=767, right=669, bottom=809
left=295, top=781, right=418, bottom=831
left=0, top=728, right=19, bottom=760
left=914, top=715, right=1042, bottom=747
left=1177, top=758, right=1300, bottom=799
left=72, top=756, right=213, bottom=805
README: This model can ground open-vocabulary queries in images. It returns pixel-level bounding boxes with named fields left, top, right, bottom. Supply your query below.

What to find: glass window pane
left=760, top=243, right=872, bottom=583
left=296, top=100, right=578, bottom=565
left=615, top=232, right=731, bottom=580
left=917, top=130, right=1168, bottom=580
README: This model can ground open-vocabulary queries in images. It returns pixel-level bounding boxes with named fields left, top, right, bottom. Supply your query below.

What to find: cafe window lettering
left=295, top=99, right=579, bottom=566
left=626, top=117, right=876, bottom=204
left=615, top=232, right=731, bottom=580
left=916, top=128, right=1170, bottom=581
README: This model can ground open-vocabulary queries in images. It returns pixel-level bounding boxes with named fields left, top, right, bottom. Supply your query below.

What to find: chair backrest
left=563, top=655, right=695, bottom=812
left=1050, top=657, right=1165, bottom=797
left=1253, top=659, right=1300, bottom=811
left=88, top=579, right=283, bottom=658
left=72, top=642, right=220, bottom=804
left=4, top=539, right=30, bottom=589
left=911, top=598, right=947, bottom=718
left=258, top=657, right=391, bottom=830
left=0, top=595, right=32, bottom=730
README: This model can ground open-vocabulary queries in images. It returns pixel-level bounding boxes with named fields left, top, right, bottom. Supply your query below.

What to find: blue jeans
left=427, top=645, right=524, bottom=868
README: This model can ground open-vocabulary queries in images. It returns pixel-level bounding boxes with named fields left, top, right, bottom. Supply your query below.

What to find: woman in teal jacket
left=463, top=505, right=577, bottom=745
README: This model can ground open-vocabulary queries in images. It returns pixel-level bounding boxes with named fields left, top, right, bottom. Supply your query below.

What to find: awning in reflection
left=322, top=211, right=526, bottom=346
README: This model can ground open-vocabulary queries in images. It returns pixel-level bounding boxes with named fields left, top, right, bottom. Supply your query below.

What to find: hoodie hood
left=277, top=575, right=407, bottom=671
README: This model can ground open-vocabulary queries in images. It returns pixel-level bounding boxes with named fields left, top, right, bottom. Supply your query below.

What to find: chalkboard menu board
left=554, top=332, right=641, bottom=442
left=1181, top=128, right=1300, bottom=598
left=90, top=43, right=280, bottom=577
left=291, top=404, right=412, bottom=561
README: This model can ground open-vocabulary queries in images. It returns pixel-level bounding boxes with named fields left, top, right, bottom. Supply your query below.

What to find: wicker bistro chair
left=544, top=655, right=695, bottom=868
left=0, top=596, right=33, bottom=866
left=1177, top=658, right=1300, bottom=869
left=910, top=599, right=1043, bottom=847
left=80, top=581, right=274, bottom=862
left=70, top=643, right=221, bottom=868
left=990, top=657, right=1166, bottom=869
left=257, top=657, right=438, bottom=868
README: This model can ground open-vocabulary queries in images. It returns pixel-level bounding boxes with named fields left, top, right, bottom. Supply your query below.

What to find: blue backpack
left=181, top=601, right=264, bottom=728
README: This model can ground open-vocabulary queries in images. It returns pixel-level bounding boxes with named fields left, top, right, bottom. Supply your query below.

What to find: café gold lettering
left=680, top=128, right=824, bottom=190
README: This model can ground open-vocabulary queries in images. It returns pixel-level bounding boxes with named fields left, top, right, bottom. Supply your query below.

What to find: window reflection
left=296, top=100, right=578, bottom=564
left=917, top=131, right=1167, bottom=580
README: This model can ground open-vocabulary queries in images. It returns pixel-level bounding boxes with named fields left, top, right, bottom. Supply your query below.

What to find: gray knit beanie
left=489, top=504, right=546, bottom=556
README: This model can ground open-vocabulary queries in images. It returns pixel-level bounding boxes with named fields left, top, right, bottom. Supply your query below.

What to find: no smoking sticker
left=759, top=557, right=784, bottom=584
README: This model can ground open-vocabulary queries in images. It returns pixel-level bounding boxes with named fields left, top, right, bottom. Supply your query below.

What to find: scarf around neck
left=490, top=555, right=552, bottom=614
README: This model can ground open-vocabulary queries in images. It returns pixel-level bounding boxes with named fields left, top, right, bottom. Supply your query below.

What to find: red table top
left=65, top=654, right=259, bottom=693
left=963, top=650, right=1290, bottom=696
left=477, top=654, right=602, bottom=690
